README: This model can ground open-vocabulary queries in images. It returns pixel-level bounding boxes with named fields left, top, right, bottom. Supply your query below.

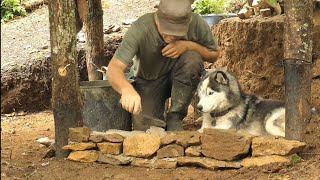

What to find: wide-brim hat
left=155, top=0, right=193, bottom=36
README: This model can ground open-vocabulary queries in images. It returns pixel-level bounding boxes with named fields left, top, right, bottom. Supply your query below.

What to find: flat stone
left=69, top=127, right=91, bottom=142
left=89, top=133, right=104, bottom=143
left=161, top=131, right=201, bottom=147
left=188, top=133, right=201, bottom=146
left=97, top=153, right=133, bottom=165
left=62, top=142, right=96, bottom=151
left=177, top=157, right=241, bottom=170
left=146, top=126, right=167, bottom=138
left=68, top=150, right=99, bottom=162
left=185, top=146, right=202, bottom=157
left=123, top=133, right=160, bottom=158
left=103, top=134, right=125, bottom=143
left=105, top=129, right=145, bottom=138
left=153, top=158, right=177, bottom=169
left=252, top=136, right=306, bottom=156
left=157, top=144, right=184, bottom=158
left=176, top=131, right=201, bottom=148
left=201, top=129, right=252, bottom=161
left=97, top=142, right=122, bottom=155
left=242, top=155, right=291, bottom=167
left=161, top=134, right=176, bottom=145
left=131, top=158, right=177, bottom=169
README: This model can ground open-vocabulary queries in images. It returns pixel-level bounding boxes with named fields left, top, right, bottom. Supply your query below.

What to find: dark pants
left=132, top=51, right=204, bottom=130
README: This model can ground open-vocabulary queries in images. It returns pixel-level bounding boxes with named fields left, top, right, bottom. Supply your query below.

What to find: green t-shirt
left=114, top=12, right=218, bottom=80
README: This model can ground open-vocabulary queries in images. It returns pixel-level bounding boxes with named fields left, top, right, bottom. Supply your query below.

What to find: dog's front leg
left=198, top=113, right=214, bottom=133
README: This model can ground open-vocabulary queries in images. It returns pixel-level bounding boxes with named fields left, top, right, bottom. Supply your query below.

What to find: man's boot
left=166, top=80, right=197, bottom=131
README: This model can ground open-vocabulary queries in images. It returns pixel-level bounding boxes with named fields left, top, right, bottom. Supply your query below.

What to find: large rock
left=67, top=150, right=99, bottom=162
left=97, top=153, right=133, bottom=165
left=251, top=136, right=306, bottom=156
left=242, top=155, right=291, bottom=167
left=201, top=129, right=252, bottom=161
left=62, top=142, right=96, bottom=151
left=177, top=157, right=241, bottom=170
left=156, top=144, right=184, bottom=158
left=123, top=133, right=160, bottom=158
left=69, top=127, right=91, bottom=142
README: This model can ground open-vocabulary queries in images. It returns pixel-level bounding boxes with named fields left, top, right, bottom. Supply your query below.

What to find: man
left=106, top=0, right=220, bottom=131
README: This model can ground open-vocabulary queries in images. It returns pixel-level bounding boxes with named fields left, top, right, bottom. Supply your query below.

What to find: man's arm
left=106, top=57, right=141, bottom=114
left=185, top=41, right=220, bottom=63
left=162, top=40, right=220, bottom=63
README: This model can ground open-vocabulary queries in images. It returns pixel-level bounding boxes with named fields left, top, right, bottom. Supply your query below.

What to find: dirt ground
left=1, top=1, right=320, bottom=180
left=1, top=111, right=320, bottom=180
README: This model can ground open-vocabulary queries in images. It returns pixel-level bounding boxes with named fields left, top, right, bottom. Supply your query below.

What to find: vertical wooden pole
left=83, top=0, right=105, bottom=81
left=48, top=0, right=83, bottom=158
left=283, top=0, right=313, bottom=141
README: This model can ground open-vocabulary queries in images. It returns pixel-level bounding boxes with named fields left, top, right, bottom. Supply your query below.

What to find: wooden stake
left=283, top=0, right=313, bottom=141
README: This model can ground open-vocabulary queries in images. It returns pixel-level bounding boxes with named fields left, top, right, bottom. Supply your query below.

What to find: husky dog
left=196, top=69, right=285, bottom=137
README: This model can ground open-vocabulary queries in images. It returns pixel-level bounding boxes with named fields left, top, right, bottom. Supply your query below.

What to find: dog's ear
left=214, top=71, right=228, bottom=85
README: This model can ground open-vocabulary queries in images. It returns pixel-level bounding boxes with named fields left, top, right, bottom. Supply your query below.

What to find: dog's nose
left=197, top=105, right=203, bottom=112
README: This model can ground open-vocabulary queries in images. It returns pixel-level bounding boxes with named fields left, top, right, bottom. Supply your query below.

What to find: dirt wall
left=212, top=14, right=320, bottom=109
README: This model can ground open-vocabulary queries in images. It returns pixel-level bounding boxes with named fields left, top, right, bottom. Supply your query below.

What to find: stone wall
left=64, top=127, right=306, bottom=170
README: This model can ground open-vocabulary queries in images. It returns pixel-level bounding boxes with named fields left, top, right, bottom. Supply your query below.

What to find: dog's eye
left=208, top=91, right=214, bottom=95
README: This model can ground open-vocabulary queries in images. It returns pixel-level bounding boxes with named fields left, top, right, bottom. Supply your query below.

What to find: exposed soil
left=1, top=1, right=320, bottom=180
left=1, top=111, right=320, bottom=180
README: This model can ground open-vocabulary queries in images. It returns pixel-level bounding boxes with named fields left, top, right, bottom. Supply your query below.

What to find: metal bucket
left=201, top=13, right=237, bottom=27
left=80, top=80, right=132, bottom=132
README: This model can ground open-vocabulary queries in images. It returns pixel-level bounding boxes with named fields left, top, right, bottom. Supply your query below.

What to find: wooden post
left=48, top=0, right=83, bottom=158
left=77, top=0, right=105, bottom=80
left=283, top=0, right=313, bottom=141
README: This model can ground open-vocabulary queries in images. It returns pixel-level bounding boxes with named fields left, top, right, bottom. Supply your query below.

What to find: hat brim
left=155, top=12, right=191, bottom=37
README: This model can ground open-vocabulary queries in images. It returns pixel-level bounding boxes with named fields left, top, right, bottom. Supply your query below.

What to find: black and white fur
left=196, top=69, right=285, bottom=136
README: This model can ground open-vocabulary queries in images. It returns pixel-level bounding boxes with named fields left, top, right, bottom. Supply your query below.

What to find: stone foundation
left=65, top=127, right=306, bottom=170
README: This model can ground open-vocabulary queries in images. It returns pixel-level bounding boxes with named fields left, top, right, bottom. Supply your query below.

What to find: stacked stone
left=64, top=127, right=306, bottom=170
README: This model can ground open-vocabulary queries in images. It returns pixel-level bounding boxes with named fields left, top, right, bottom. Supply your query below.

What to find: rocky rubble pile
left=64, top=127, right=306, bottom=170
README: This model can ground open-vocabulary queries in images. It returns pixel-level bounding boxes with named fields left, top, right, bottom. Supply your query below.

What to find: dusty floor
left=1, top=111, right=320, bottom=180
left=1, top=1, right=320, bottom=180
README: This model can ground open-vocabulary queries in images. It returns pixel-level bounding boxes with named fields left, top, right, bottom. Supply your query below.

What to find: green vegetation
left=269, top=0, right=278, bottom=6
left=194, top=0, right=229, bottom=15
left=1, top=0, right=27, bottom=23
left=290, top=154, right=302, bottom=165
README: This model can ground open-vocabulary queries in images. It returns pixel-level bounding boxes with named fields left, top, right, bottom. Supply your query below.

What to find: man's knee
left=172, top=51, right=204, bottom=86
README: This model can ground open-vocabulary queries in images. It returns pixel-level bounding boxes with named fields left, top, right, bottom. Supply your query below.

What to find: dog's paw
left=198, top=128, right=204, bottom=133
left=195, top=116, right=203, bottom=123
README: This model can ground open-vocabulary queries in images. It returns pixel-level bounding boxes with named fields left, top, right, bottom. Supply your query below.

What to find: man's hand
left=162, top=41, right=189, bottom=59
left=120, top=88, right=142, bottom=115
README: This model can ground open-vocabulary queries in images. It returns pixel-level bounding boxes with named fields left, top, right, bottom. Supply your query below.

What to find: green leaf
left=1, top=0, right=27, bottom=22
left=290, top=154, right=302, bottom=165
